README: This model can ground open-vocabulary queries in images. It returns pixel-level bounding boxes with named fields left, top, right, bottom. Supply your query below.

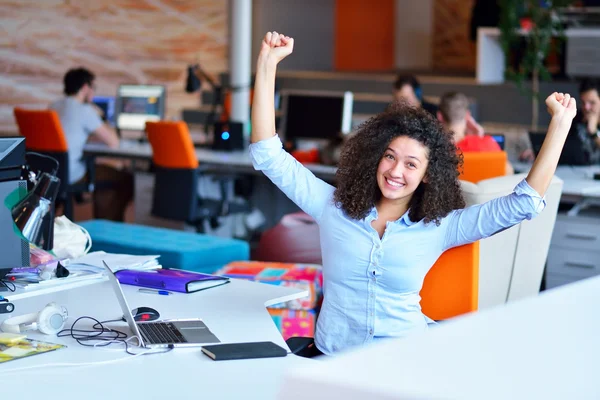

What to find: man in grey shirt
left=50, top=68, right=133, bottom=221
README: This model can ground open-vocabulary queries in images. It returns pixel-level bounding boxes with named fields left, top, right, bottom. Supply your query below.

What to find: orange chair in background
left=13, top=108, right=95, bottom=219
left=460, top=151, right=507, bottom=183
left=145, top=121, right=249, bottom=232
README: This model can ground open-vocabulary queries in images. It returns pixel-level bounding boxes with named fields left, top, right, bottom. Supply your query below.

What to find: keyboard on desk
left=138, top=322, right=188, bottom=344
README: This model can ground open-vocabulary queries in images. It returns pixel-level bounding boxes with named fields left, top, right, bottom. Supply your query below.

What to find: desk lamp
left=186, top=63, right=223, bottom=134
left=11, top=170, right=60, bottom=251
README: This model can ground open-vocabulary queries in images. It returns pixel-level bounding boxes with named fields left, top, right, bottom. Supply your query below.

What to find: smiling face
left=376, top=136, right=429, bottom=209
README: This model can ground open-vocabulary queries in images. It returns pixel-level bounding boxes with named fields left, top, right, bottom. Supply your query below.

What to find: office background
left=2, top=0, right=485, bottom=133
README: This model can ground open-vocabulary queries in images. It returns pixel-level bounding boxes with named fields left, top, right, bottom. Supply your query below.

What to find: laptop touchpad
left=174, top=320, right=220, bottom=344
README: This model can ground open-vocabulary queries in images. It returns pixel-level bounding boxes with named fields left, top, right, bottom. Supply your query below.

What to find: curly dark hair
left=334, top=101, right=465, bottom=225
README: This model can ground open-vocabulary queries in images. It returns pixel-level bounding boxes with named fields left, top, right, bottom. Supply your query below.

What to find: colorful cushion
left=268, top=309, right=316, bottom=340
left=215, top=261, right=323, bottom=310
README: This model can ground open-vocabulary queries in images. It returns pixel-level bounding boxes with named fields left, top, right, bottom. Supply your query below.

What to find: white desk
left=0, top=279, right=314, bottom=399
left=83, top=140, right=337, bottom=181
left=279, top=275, right=600, bottom=400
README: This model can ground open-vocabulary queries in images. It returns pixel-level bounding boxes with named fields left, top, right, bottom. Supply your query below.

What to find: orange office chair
left=460, top=151, right=507, bottom=183
left=287, top=241, right=479, bottom=357
left=420, top=241, right=479, bottom=321
left=145, top=121, right=249, bottom=233
left=13, top=108, right=95, bottom=220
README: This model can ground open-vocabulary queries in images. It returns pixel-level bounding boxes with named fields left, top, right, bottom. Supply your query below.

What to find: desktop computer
left=280, top=90, right=353, bottom=150
left=115, top=85, right=166, bottom=132
left=0, top=137, right=30, bottom=275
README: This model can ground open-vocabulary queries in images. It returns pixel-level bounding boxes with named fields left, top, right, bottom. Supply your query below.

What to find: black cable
left=26, top=151, right=60, bottom=176
left=0, top=280, right=16, bottom=292
left=57, top=316, right=173, bottom=356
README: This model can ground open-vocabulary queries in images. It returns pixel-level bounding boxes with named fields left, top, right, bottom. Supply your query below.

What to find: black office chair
left=146, top=121, right=250, bottom=233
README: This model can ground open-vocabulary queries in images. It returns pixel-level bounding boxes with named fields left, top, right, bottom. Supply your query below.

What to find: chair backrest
left=460, top=173, right=563, bottom=309
left=145, top=121, right=199, bottom=222
left=145, top=121, right=198, bottom=169
left=460, top=151, right=507, bottom=183
left=507, top=175, right=563, bottom=301
left=13, top=108, right=71, bottom=194
left=420, top=242, right=479, bottom=320
left=13, top=108, right=68, bottom=152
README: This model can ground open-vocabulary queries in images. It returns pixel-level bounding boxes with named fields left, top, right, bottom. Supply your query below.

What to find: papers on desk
left=67, top=251, right=162, bottom=273
left=9, top=252, right=161, bottom=292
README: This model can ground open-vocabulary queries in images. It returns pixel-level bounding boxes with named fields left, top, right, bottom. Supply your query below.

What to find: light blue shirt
left=250, top=135, right=546, bottom=355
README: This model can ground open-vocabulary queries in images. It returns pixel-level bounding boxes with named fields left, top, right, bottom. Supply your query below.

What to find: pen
left=138, top=288, right=172, bottom=296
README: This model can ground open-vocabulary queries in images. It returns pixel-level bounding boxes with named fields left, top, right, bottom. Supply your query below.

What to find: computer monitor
left=92, top=96, right=116, bottom=126
left=280, top=90, right=353, bottom=146
left=115, top=85, right=166, bottom=131
left=0, top=137, right=26, bottom=182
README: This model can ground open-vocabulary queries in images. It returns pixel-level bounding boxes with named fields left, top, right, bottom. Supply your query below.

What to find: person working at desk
left=437, top=91, right=514, bottom=174
left=251, top=31, right=577, bottom=356
left=574, top=78, right=600, bottom=164
left=50, top=67, right=133, bottom=221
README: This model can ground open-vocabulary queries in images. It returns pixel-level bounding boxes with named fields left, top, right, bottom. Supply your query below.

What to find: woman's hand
left=546, top=92, right=577, bottom=121
left=526, top=92, right=577, bottom=196
left=258, top=31, right=294, bottom=65
left=252, top=32, right=293, bottom=143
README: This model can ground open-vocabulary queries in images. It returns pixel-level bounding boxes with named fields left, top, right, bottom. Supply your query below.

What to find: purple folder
left=115, top=269, right=230, bottom=293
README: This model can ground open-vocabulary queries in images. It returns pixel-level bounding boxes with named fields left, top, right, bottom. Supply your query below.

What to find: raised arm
left=526, top=92, right=577, bottom=196
left=249, top=32, right=334, bottom=222
left=251, top=31, right=293, bottom=143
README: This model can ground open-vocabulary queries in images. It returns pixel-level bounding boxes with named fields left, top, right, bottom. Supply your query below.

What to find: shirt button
left=369, top=329, right=373, bottom=335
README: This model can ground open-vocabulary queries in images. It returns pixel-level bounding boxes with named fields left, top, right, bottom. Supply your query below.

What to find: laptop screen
left=488, top=134, right=505, bottom=150
left=102, top=261, right=145, bottom=345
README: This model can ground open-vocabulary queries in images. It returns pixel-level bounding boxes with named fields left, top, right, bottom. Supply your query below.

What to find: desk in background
left=83, top=140, right=337, bottom=181
left=84, top=140, right=336, bottom=231
left=0, top=279, right=313, bottom=399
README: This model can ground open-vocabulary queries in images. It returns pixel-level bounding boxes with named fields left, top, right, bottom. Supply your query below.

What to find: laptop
left=488, top=133, right=506, bottom=150
left=102, top=261, right=220, bottom=348
left=529, top=130, right=592, bottom=165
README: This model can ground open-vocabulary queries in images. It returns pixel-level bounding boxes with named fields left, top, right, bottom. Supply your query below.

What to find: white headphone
left=0, top=302, right=68, bottom=335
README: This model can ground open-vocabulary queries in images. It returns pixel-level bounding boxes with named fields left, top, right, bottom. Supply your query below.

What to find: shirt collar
left=366, top=207, right=416, bottom=227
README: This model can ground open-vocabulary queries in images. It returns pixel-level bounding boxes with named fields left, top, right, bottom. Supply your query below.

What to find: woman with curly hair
left=251, top=32, right=577, bottom=356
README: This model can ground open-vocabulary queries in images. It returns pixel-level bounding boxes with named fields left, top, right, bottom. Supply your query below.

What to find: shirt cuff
left=248, top=134, right=283, bottom=167
left=515, top=179, right=546, bottom=215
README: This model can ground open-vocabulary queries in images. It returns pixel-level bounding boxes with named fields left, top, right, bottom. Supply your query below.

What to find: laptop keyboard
left=138, top=322, right=188, bottom=344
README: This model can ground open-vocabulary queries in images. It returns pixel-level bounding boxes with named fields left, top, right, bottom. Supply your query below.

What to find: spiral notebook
left=115, top=269, right=230, bottom=293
